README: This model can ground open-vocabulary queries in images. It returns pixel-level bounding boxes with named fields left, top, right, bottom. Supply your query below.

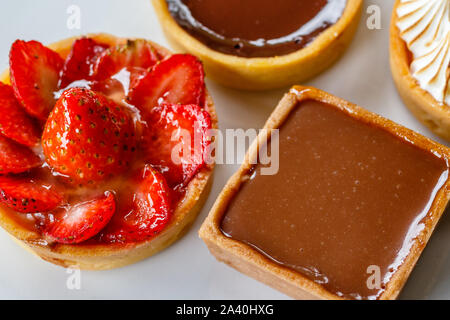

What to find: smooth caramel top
left=221, top=99, right=448, bottom=299
left=166, top=0, right=346, bottom=57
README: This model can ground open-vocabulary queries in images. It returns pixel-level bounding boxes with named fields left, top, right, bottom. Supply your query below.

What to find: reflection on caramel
left=166, top=0, right=347, bottom=58
left=221, top=100, right=449, bottom=299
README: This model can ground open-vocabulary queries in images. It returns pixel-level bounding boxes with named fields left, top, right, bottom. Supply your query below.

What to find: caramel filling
left=221, top=100, right=448, bottom=299
left=166, top=0, right=346, bottom=58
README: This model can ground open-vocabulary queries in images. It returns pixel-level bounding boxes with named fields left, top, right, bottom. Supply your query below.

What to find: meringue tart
left=390, top=0, right=450, bottom=141
left=199, top=86, right=450, bottom=300
left=153, top=0, right=363, bottom=90
left=0, top=33, right=217, bottom=270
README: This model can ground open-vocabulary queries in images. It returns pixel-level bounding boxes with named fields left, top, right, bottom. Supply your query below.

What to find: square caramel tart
left=199, top=86, right=450, bottom=300
left=0, top=33, right=218, bottom=270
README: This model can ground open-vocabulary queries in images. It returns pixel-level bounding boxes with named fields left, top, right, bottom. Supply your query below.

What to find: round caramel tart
left=390, top=0, right=450, bottom=141
left=153, top=0, right=363, bottom=90
left=0, top=33, right=217, bottom=270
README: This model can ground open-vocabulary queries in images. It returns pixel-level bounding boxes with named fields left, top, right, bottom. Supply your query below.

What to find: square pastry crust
left=199, top=86, right=450, bottom=300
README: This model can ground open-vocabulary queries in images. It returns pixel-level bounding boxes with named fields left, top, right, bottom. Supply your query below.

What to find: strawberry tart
left=0, top=33, right=217, bottom=270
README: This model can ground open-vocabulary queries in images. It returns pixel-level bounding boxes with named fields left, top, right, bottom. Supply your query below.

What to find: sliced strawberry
left=9, top=40, right=64, bottom=120
left=127, top=54, right=205, bottom=116
left=142, top=103, right=212, bottom=188
left=0, top=176, right=63, bottom=213
left=92, top=39, right=159, bottom=81
left=59, top=37, right=109, bottom=88
left=0, top=135, right=41, bottom=174
left=99, top=167, right=171, bottom=243
left=44, top=192, right=115, bottom=244
left=0, top=83, right=40, bottom=147
left=42, top=87, right=137, bottom=185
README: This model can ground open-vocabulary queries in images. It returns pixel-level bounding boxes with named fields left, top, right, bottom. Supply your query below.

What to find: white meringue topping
left=396, top=0, right=450, bottom=105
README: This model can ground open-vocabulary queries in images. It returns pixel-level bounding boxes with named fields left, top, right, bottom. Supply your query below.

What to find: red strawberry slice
left=92, top=39, right=159, bottom=81
left=0, top=83, right=40, bottom=147
left=99, top=166, right=171, bottom=243
left=59, top=37, right=109, bottom=88
left=0, top=135, right=41, bottom=174
left=42, top=87, right=137, bottom=185
left=44, top=192, right=115, bottom=244
left=0, top=176, right=63, bottom=213
left=127, top=54, right=205, bottom=116
left=142, top=103, right=212, bottom=188
left=9, top=40, right=64, bottom=120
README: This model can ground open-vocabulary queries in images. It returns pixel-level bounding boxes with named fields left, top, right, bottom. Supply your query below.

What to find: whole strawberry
left=42, top=87, right=137, bottom=185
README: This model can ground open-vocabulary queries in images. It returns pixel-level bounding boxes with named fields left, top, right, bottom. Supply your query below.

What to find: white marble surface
left=0, top=0, right=448, bottom=300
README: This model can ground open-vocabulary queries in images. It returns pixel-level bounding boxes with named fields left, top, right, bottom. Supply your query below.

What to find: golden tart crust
left=390, top=0, right=450, bottom=141
left=152, top=0, right=363, bottom=91
left=0, top=33, right=217, bottom=270
left=199, top=86, right=450, bottom=300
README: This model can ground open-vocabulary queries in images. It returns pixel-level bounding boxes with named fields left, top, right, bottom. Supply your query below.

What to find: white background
left=0, top=0, right=448, bottom=299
